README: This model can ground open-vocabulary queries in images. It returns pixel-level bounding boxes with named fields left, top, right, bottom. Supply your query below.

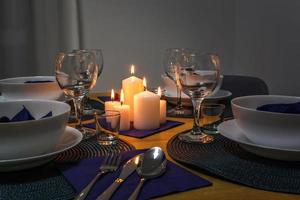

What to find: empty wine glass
left=73, top=49, right=103, bottom=115
left=177, top=52, right=221, bottom=143
left=55, top=51, right=97, bottom=139
left=163, top=48, right=194, bottom=117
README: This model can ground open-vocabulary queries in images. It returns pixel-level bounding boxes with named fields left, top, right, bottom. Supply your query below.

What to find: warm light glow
left=120, top=89, right=124, bottom=105
left=131, top=65, right=135, bottom=75
left=134, top=156, right=140, bottom=165
left=111, top=89, right=115, bottom=101
left=143, top=77, right=147, bottom=90
left=157, top=86, right=162, bottom=97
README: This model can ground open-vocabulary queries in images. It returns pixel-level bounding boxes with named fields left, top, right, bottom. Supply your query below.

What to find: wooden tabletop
left=89, top=93, right=299, bottom=200
left=119, top=117, right=299, bottom=200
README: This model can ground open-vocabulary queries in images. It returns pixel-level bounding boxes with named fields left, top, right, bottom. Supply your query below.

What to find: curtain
left=0, top=0, right=81, bottom=79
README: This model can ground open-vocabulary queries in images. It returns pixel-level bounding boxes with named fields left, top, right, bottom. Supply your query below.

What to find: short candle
left=104, top=89, right=120, bottom=111
left=133, top=78, right=160, bottom=130
left=113, top=89, right=130, bottom=131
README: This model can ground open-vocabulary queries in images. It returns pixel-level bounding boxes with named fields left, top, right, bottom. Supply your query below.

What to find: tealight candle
left=122, top=65, right=144, bottom=121
left=104, top=89, right=121, bottom=111
left=134, top=78, right=160, bottom=130
left=157, top=86, right=167, bottom=124
left=113, top=89, right=130, bottom=131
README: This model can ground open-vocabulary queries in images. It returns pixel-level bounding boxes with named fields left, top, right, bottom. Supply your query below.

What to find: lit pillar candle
left=157, top=86, right=167, bottom=124
left=104, top=89, right=120, bottom=111
left=122, top=65, right=144, bottom=121
left=114, top=89, right=130, bottom=131
left=134, top=78, right=160, bottom=130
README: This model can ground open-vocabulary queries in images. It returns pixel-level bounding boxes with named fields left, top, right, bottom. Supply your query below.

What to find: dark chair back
left=221, top=75, right=269, bottom=100
left=220, top=75, right=269, bottom=117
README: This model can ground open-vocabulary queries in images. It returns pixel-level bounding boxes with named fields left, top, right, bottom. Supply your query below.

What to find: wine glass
left=163, top=48, right=194, bottom=117
left=177, top=52, right=221, bottom=143
left=55, top=51, right=97, bottom=139
left=73, top=49, right=104, bottom=114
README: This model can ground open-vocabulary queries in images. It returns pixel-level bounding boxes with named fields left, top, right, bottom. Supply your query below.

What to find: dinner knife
left=96, top=154, right=142, bottom=200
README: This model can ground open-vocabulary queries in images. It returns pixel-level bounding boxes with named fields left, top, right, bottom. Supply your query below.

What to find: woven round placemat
left=55, top=136, right=135, bottom=162
left=0, top=137, right=134, bottom=200
left=167, top=133, right=300, bottom=194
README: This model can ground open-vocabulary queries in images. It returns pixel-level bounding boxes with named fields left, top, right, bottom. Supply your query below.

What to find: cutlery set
left=75, top=147, right=167, bottom=200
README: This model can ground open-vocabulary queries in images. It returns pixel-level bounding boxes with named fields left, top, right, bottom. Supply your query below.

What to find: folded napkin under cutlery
left=257, top=102, right=300, bottom=114
left=59, top=150, right=211, bottom=200
left=0, top=106, right=52, bottom=123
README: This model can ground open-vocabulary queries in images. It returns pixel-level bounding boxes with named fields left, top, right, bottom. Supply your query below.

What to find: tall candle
left=113, top=89, right=130, bottom=131
left=134, top=78, right=160, bottom=130
left=157, top=86, right=167, bottom=124
left=122, top=65, right=144, bottom=121
left=104, top=89, right=120, bottom=111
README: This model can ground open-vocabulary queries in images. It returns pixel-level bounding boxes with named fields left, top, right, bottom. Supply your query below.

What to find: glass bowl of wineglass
left=163, top=48, right=195, bottom=117
left=55, top=51, right=97, bottom=139
left=73, top=49, right=104, bottom=115
left=177, top=52, right=221, bottom=143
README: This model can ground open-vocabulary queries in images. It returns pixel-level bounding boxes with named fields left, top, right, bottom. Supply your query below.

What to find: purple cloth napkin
left=84, top=120, right=184, bottom=138
left=58, top=150, right=211, bottom=200
left=24, top=80, right=54, bottom=83
left=257, top=102, right=300, bottom=114
left=98, top=96, right=112, bottom=103
left=0, top=106, right=52, bottom=123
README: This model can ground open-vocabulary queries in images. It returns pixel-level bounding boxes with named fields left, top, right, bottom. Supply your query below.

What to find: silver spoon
left=128, top=147, right=167, bottom=200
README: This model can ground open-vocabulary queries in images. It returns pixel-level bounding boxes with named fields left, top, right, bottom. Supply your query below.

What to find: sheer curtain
left=0, top=0, right=81, bottom=79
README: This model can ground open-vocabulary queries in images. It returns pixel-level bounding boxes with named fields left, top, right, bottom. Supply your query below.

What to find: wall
left=2, top=0, right=300, bottom=96
left=234, top=0, right=300, bottom=95
left=79, top=0, right=236, bottom=91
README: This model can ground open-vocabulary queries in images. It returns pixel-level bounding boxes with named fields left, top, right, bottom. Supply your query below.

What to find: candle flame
left=131, top=65, right=135, bottom=75
left=143, top=77, right=147, bottom=90
left=120, top=89, right=124, bottom=105
left=157, top=86, right=162, bottom=97
left=111, top=89, right=115, bottom=101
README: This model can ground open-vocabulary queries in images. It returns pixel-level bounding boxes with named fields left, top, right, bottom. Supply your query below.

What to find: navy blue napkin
left=98, top=95, right=120, bottom=104
left=11, top=106, right=35, bottom=122
left=98, top=96, right=112, bottom=103
left=0, top=106, right=52, bottom=123
left=84, top=120, right=184, bottom=138
left=59, top=150, right=212, bottom=200
left=24, top=80, right=54, bottom=83
left=257, top=102, right=300, bottom=114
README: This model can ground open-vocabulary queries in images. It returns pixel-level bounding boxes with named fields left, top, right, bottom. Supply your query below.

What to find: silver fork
left=74, top=154, right=122, bottom=200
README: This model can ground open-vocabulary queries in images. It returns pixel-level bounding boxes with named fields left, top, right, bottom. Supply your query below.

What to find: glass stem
left=176, top=85, right=183, bottom=110
left=83, top=90, right=91, bottom=109
left=74, top=97, right=84, bottom=129
left=191, top=97, right=204, bottom=135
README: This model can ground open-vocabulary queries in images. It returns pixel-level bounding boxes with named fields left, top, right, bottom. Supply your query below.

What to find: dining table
left=2, top=91, right=298, bottom=200
left=87, top=93, right=299, bottom=200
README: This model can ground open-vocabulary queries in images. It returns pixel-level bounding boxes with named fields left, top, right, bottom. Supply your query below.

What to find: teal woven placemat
left=167, top=134, right=300, bottom=194
left=0, top=137, right=134, bottom=200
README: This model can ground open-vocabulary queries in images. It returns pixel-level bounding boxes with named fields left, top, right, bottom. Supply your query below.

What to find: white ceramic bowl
left=232, top=95, right=300, bottom=149
left=0, top=100, right=70, bottom=159
left=0, top=76, right=63, bottom=100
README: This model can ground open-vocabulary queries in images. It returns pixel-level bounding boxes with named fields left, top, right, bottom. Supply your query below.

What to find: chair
left=220, top=75, right=269, bottom=117
left=221, top=75, right=269, bottom=99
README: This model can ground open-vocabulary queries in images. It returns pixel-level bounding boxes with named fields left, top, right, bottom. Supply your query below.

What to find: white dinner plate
left=0, top=126, right=82, bottom=171
left=164, top=89, right=232, bottom=107
left=218, top=120, right=300, bottom=161
left=0, top=94, right=65, bottom=102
